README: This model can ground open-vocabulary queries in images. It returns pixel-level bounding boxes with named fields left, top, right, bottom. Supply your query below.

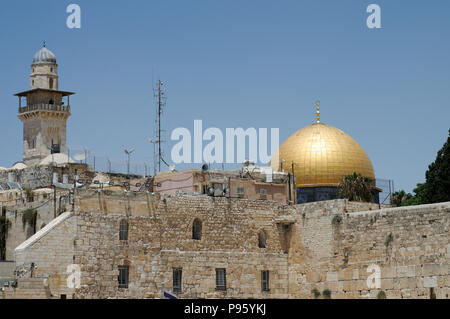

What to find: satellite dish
left=74, top=152, right=86, bottom=162
left=169, top=165, right=176, bottom=172
left=201, top=164, right=209, bottom=171
left=207, top=186, right=215, bottom=196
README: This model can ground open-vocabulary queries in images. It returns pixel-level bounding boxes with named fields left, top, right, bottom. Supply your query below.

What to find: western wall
left=3, top=189, right=448, bottom=299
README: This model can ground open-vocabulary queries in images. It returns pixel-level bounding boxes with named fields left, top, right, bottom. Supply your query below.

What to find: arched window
left=258, top=231, right=266, bottom=248
left=192, top=218, right=202, bottom=240
left=119, top=219, right=129, bottom=241
left=49, top=78, right=53, bottom=89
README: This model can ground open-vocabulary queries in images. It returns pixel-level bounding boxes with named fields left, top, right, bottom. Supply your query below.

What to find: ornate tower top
left=32, top=44, right=57, bottom=65
left=14, top=45, right=75, bottom=166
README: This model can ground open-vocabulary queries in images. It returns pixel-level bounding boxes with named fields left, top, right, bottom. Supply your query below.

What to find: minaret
left=14, top=44, right=75, bottom=166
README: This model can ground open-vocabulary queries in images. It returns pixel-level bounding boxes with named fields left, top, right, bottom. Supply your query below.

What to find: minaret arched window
left=192, top=218, right=202, bottom=240
left=49, top=78, right=53, bottom=89
left=119, top=219, right=129, bottom=241
left=258, top=230, right=266, bottom=248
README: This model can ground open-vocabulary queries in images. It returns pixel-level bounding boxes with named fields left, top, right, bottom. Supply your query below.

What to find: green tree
left=391, top=190, right=411, bottom=207
left=397, top=130, right=450, bottom=206
left=423, top=129, right=450, bottom=203
left=338, top=172, right=373, bottom=202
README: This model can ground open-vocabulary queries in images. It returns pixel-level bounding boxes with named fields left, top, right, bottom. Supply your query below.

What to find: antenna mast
left=153, top=79, right=166, bottom=173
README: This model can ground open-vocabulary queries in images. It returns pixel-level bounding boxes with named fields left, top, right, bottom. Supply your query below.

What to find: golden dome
left=271, top=122, right=375, bottom=187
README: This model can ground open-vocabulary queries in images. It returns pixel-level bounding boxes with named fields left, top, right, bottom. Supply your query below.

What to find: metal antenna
left=149, top=138, right=160, bottom=176
left=153, top=79, right=167, bottom=173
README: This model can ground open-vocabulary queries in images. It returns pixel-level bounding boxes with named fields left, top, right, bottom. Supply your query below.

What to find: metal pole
left=53, top=185, right=57, bottom=218
left=127, top=153, right=130, bottom=175
left=72, top=169, right=76, bottom=212
left=158, top=80, right=162, bottom=173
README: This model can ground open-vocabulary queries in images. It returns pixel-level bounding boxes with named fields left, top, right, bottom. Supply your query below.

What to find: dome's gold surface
left=271, top=123, right=375, bottom=187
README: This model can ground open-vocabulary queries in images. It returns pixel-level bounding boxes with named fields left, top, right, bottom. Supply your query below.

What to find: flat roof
left=14, top=88, right=75, bottom=97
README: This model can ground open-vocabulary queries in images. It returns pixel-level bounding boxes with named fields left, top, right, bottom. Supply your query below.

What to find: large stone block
left=423, top=276, right=438, bottom=288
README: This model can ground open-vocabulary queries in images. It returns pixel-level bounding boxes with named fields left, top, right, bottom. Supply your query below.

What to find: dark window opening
left=60, top=294, right=67, bottom=299
left=49, top=79, right=53, bottom=89
left=118, top=265, right=129, bottom=288
left=50, top=143, right=60, bottom=154
left=216, top=268, right=226, bottom=291
left=192, top=218, right=202, bottom=240
left=261, top=270, right=270, bottom=292
left=258, top=231, right=266, bottom=248
left=173, top=268, right=182, bottom=293
left=119, top=220, right=129, bottom=241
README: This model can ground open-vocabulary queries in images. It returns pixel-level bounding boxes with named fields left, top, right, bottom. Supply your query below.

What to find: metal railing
left=19, top=104, right=71, bottom=114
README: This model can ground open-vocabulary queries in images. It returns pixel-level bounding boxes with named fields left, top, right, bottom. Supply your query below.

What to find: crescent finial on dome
left=316, top=100, right=320, bottom=123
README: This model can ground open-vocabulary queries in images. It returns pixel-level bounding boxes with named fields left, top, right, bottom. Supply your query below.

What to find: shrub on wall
left=0, top=216, right=11, bottom=260
left=322, top=289, right=332, bottom=299
left=377, top=290, right=387, bottom=299
left=338, top=172, right=372, bottom=202
left=22, top=208, right=38, bottom=234
left=311, top=288, right=320, bottom=299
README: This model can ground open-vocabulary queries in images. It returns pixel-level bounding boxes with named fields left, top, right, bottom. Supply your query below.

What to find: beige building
left=153, top=166, right=296, bottom=205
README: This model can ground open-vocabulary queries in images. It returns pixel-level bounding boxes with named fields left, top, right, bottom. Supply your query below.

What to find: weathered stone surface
left=5, top=191, right=450, bottom=299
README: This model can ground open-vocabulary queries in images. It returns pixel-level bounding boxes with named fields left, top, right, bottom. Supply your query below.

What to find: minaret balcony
left=18, top=103, right=71, bottom=114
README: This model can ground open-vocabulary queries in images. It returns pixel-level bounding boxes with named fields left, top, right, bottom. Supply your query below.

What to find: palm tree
left=391, top=190, right=410, bottom=207
left=338, top=172, right=373, bottom=202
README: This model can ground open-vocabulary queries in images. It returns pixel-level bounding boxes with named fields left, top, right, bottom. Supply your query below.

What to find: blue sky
left=0, top=0, right=449, bottom=192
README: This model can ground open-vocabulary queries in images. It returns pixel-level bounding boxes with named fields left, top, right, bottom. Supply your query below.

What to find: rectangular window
left=118, top=265, right=129, bottom=288
left=237, top=186, right=244, bottom=195
left=173, top=268, right=182, bottom=293
left=216, top=268, right=226, bottom=291
left=261, top=270, right=270, bottom=292
left=119, top=220, right=129, bottom=241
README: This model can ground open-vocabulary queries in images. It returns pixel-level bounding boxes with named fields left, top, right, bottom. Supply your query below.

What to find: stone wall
left=73, top=192, right=289, bottom=298
left=0, top=163, right=91, bottom=190
left=4, top=189, right=70, bottom=260
left=0, top=261, right=15, bottom=282
left=289, top=201, right=450, bottom=299
left=14, top=211, right=76, bottom=298
left=9, top=189, right=450, bottom=299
